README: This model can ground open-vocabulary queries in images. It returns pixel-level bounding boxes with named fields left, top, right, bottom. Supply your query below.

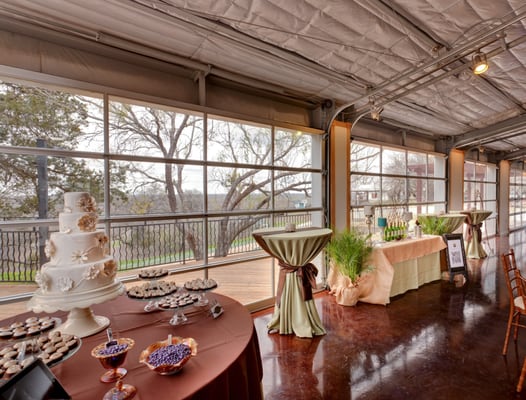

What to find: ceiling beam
left=453, top=113, right=526, bottom=149
left=327, top=9, right=526, bottom=130
left=501, top=147, right=526, bottom=161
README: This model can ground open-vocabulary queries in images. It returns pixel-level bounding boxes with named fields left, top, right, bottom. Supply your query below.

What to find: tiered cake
left=28, top=192, right=123, bottom=336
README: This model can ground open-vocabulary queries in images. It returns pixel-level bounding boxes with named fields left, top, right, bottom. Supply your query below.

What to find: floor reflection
left=255, top=234, right=526, bottom=399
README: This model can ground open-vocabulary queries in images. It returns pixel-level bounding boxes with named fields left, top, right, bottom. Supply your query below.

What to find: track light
left=472, top=51, right=489, bottom=75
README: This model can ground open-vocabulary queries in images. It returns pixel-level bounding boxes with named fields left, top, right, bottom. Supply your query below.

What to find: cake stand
left=27, top=281, right=124, bottom=338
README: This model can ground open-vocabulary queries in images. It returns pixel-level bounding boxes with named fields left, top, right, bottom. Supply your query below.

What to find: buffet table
left=328, top=235, right=446, bottom=306
left=252, top=227, right=332, bottom=338
left=0, top=294, right=263, bottom=400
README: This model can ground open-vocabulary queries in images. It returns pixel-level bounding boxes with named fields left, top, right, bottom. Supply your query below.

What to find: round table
left=417, top=213, right=466, bottom=235
left=252, top=227, right=332, bottom=338
left=457, top=210, right=492, bottom=259
left=0, top=293, right=263, bottom=400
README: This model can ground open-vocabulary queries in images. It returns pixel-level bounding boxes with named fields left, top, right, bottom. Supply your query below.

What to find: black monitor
left=0, top=358, right=71, bottom=400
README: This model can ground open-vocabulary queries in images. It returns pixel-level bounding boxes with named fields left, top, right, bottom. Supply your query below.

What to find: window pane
left=207, top=166, right=271, bottom=211
left=351, top=175, right=381, bottom=206
left=464, top=161, right=475, bottom=180
left=382, top=177, right=406, bottom=204
left=275, top=129, right=319, bottom=168
left=109, top=160, right=204, bottom=215
left=0, top=82, right=103, bottom=152
left=109, top=99, right=204, bottom=160
left=475, top=163, right=487, bottom=181
left=208, top=117, right=271, bottom=165
left=382, top=148, right=406, bottom=175
left=428, top=154, right=445, bottom=178
left=407, top=152, right=426, bottom=176
left=408, top=178, right=426, bottom=203
left=274, top=171, right=316, bottom=210
left=350, top=141, right=446, bottom=231
left=351, top=143, right=380, bottom=173
left=428, top=179, right=445, bottom=203
left=1, top=154, right=105, bottom=219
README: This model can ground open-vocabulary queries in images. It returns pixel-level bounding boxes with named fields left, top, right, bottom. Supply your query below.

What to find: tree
left=350, top=143, right=381, bottom=206
left=0, top=83, right=126, bottom=218
left=100, top=101, right=313, bottom=259
left=208, top=121, right=312, bottom=256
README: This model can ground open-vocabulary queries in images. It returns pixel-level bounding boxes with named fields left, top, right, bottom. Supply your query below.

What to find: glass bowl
left=139, top=336, right=197, bottom=375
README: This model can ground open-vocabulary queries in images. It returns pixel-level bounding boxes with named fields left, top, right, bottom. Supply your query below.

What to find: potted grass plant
left=326, top=229, right=374, bottom=306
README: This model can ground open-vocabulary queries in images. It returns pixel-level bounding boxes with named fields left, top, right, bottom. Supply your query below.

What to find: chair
left=501, top=249, right=526, bottom=356
left=518, top=356, right=526, bottom=392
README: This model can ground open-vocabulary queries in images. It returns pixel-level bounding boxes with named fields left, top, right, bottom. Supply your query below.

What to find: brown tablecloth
left=0, top=293, right=263, bottom=400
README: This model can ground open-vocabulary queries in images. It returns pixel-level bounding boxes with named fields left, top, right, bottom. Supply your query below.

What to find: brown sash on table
left=276, top=261, right=318, bottom=306
left=466, top=223, right=482, bottom=244
left=253, top=227, right=323, bottom=306
left=463, top=214, right=482, bottom=244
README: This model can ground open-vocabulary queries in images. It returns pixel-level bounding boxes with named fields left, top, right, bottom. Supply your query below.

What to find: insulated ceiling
left=1, top=0, right=526, bottom=158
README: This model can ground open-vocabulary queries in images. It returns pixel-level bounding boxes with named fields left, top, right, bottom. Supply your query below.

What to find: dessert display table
left=457, top=210, right=492, bottom=259
left=0, top=294, right=263, bottom=400
left=252, top=227, right=332, bottom=338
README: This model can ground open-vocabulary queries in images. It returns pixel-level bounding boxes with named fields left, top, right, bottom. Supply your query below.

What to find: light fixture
left=369, top=97, right=383, bottom=121
left=472, top=51, right=489, bottom=74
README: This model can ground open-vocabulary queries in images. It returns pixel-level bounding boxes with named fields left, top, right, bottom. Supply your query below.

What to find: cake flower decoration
left=77, top=194, right=97, bottom=212
left=44, top=240, right=55, bottom=258
left=96, top=233, right=109, bottom=248
left=57, top=276, right=74, bottom=292
left=102, top=260, right=117, bottom=278
left=83, top=264, right=101, bottom=280
left=35, top=271, right=51, bottom=292
left=72, top=250, right=89, bottom=263
left=78, top=214, right=98, bottom=232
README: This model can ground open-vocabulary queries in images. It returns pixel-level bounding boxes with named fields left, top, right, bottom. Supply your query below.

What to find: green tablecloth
left=417, top=213, right=466, bottom=235
left=253, top=227, right=332, bottom=338
left=458, top=210, right=492, bottom=258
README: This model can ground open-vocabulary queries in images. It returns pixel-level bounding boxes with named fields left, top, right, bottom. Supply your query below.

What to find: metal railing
left=1, top=213, right=312, bottom=282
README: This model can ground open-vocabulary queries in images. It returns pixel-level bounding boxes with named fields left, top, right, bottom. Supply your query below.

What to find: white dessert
left=29, top=192, right=123, bottom=312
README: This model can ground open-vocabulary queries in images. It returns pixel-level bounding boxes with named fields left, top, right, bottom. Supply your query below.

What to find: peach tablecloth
left=0, top=294, right=263, bottom=400
left=328, top=235, right=446, bottom=306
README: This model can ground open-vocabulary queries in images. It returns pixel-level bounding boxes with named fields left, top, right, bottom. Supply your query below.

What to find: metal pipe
left=326, top=10, right=526, bottom=131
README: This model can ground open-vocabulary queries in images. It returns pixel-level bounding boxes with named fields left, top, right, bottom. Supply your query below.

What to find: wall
left=448, top=149, right=465, bottom=211
left=0, top=29, right=313, bottom=129
left=499, top=160, right=510, bottom=235
left=330, top=121, right=350, bottom=231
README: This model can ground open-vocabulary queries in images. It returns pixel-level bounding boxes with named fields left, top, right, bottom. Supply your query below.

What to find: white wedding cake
left=29, top=192, right=123, bottom=314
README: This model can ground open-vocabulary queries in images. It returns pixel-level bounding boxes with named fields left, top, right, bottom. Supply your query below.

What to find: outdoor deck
left=0, top=255, right=284, bottom=320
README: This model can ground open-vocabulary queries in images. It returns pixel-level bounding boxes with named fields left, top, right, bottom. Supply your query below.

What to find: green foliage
left=419, top=216, right=450, bottom=235
left=326, top=229, right=373, bottom=282
left=0, top=82, right=127, bottom=218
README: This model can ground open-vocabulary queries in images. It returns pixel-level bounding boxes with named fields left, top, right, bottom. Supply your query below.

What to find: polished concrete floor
left=252, top=233, right=526, bottom=399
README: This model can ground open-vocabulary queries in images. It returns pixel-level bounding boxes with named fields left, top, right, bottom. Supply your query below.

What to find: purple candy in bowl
left=139, top=336, right=197, bottom=375
left=91, top=337, right=135, bottom=383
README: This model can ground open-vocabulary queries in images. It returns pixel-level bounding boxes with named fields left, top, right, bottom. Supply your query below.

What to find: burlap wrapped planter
left=327, top=262, right=375, bottom=306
